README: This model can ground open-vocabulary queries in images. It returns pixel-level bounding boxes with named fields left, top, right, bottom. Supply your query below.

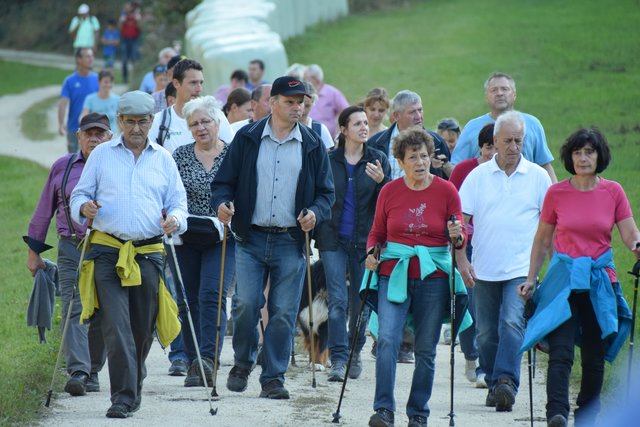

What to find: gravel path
left=2, top=83, right=549, bottom=427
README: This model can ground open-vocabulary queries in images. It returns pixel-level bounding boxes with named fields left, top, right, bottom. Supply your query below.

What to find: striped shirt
left=70, top=136, right=188, bottom=241
left=250, top=121, right=302, bottom=227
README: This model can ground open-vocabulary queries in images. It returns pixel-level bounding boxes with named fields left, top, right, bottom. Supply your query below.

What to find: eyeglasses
left=188, top=118, right=214, bottom=129
left=122, top=118, right=151, bottom=128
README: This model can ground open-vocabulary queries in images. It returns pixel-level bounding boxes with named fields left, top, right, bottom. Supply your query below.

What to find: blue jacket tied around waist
left=519, top=249, right=632, bottom=362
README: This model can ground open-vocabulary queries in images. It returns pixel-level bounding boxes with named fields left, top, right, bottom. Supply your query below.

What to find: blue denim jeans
left=474, top=277, right=526, bottom=391
left=175, top=239, right=236, bottom=362
left=320, top=238, right=368, bottom=365
left=232, top=230, right=305, bottom=385
left=458, top=242, right=480, bottom=363
left=374, top=276, right=449, bottom=418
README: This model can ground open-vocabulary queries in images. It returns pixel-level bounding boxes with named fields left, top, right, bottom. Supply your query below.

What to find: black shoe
left=548, top=414, right=568, bottom=427
left=485, top=388, right=496, bottom=407
left=348, top=353, right=363, bottom=379
left=106, top=403, right=131, bottom=418
left=168, top=359, right=188, bottom=376
left=131, top=396, right=141, bottom=413
left=369, top=408, right=394, bottom=427
left=184, top=358, right=214, bottom=387
left=494, top=379, right=516, bottom=412
left=371, top=341, right=377, bottom=359
left=227, top=365, right=250, bottom=392
left=259, top=379, right=290, bottom=399
left=64, top=371, right=88, bottom=396
left=408, top=414, right=428, bottom=427
left=328, top=363, right=346, bottom=382
left=86, top=372, right=100, bottom=392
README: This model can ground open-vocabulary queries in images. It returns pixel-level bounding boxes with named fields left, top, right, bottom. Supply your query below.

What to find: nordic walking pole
left=163, top=210, right=216, bottom=416
left=211, top=203, right=230, bottom=401
left=332, top=244, right=380, bottom=423
left=302, top=208, right=317, bottom=388
left=524, top=295, right=537, bottom=427
left=448, top=215, right=458, bottom=427
left=627, top=242, right=640, bottom=400
left=45, top=212, right=96, bottom=407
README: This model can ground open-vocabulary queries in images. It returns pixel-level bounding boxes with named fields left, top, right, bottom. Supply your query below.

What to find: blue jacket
left=314, top=144, right=390, bottom=251
left=210, top=115, right=335, bottom=245
left=520, top=249, right=632, bottom=362
left=367, top=123, right=451, bottom=179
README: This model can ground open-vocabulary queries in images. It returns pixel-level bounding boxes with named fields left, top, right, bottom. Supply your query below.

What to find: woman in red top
left=364, top=127, right=466, bottom=427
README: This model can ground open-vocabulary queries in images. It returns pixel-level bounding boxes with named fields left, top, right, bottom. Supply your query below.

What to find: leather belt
left=251, top=225, right=296, bottom=234
left=109, top=234, right=163, bottom=247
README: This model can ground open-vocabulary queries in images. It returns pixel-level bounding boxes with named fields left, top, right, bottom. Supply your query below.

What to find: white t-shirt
left=459, top=154, right=551, bottom=281
left=148, top=105, right=235, bottom=153
left=303, top=117, right=334, bottom=149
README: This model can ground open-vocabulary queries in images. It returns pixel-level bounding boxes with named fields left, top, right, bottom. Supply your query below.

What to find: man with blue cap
left=71, top=90, right=188, bottom=418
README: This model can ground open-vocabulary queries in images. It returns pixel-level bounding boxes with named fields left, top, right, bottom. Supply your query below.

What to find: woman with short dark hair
left=365, top=126, right=470, bottom=427
left=519, top=128, right=640, bottom=427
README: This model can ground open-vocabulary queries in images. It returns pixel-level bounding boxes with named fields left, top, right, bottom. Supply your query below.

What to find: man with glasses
left=70, top=91, right=188, bottom=418
left=451, top=72, right=557, bottom=182
left=25, top=113, right=111, bottom=397
left=148, top=58, right=234, bottom=153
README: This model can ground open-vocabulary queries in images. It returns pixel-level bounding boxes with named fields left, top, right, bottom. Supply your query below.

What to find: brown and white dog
left=297, top=259, right=329, bottom=369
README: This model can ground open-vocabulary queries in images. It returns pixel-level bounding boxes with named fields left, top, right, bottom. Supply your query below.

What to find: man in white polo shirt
left=456, top=111, right=551, bottom=414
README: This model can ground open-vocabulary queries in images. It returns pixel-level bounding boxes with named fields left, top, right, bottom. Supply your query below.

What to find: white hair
left=305, top=64, right=324, bottom=82
left=494, top=110, right=526, bottom=136
left=183, top=96, right=223, bottom=125
left=391, top=90, right=422, bottom=115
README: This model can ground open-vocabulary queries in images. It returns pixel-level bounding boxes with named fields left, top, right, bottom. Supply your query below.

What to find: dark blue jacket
left=210, top=115, right=335, bottom=244
left=314, top=144, right=390, bottom=251
left=367, top=123, right=451, bottom=179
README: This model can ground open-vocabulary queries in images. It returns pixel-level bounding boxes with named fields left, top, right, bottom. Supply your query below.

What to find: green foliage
left=0, top=156, right=61, bottom=425
left=286, top=0, right=640, bottom=398
left=0, top=62, right=69, bottom=96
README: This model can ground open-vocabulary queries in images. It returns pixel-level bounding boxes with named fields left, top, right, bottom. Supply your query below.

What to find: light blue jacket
left=519, top=249, right=631, bottom=362
left=362, top=241, right=473, bottom=333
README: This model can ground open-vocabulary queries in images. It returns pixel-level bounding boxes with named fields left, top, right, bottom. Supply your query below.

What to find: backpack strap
left=156, top=107, right=171, bottom=146
left=60, top=153, right=78, bottom=237
left=311, top=120, right=322, bottom=137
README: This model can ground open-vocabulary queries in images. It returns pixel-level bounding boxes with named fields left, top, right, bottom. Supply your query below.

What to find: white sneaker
left=476, top=373, right=488, bottom=388
left=465, top=359, right=478, bottom=382
left=442, top=325, right=452, bottom=345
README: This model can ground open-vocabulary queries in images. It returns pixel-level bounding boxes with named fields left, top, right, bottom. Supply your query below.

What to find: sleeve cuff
left=23, top=236, right=53, bottom=254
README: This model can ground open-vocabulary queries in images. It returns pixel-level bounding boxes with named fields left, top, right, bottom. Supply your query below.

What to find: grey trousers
left=58, top=237, right=105, bottom=375
left=92, top=245, right=160, bottom=408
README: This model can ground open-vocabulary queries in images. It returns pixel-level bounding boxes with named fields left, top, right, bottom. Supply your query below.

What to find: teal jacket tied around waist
left=519, top=249, right=631, bottom=362
left=361, top=241, right=473, bottom=333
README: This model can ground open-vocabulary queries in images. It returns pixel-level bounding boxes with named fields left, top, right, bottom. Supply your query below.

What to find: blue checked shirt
left=71, top=136, right=188, bottom=241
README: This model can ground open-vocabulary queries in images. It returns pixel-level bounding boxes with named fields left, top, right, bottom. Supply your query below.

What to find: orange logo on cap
left=288, top=81, right=301, bottom=87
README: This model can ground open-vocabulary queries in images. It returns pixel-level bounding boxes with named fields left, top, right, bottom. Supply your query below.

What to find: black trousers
left=93, top=245, right=160, bottom=408
left=546, top=291, right=605, bottom=426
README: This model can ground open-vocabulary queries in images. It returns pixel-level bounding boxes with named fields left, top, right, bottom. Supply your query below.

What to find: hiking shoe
left=184, top=358, right=214, bottom=387
left=369, top=408, right=394, bottom=427
left=86, top=372, right=100, bottom=392
left=226, top=365, right=250, bottom=392
left=168, top=359, right=188, bottom=376
left=442, top=324, right=452, bottom=345
left=408, top=414, right=428, bottom=427
left=259, top=379, right=290, bottom=399
left=106, top=403, right=131, bottom=418
left=328, top=363, right=346, bottom=382
left=398, top=343, right=414, bottom=364
left=494, top=379, right=516, bottom=412
left=476, top=373, right=488, bottom=389
left=485, top=389, right=496, bottom=407
left=131, top=396, right=141, bottom=413
left=465, top=359, right=478, bottom=382
left=371, top=341, right=377, bottom=358
left=64, top=371, right=88, bottom=396
left=547, top=414, right=568, bottom=427
left=348, top=353, right=363, bottom=379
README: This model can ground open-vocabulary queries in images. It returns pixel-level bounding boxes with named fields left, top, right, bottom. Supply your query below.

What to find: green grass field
left=1, top=0, right=639, bottom=423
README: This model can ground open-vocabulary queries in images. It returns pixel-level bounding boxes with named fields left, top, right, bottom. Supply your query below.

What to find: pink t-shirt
left=540, top=178, right=633, bottom=282
left=309, top=83, right=349, bottom=137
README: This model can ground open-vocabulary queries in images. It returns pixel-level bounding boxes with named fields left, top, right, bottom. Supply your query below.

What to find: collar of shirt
left=488, top=153, right=529, bottom=175
left=111, top=135, right=158, bottom=152
left=261, top=119, right=303, bottom=144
